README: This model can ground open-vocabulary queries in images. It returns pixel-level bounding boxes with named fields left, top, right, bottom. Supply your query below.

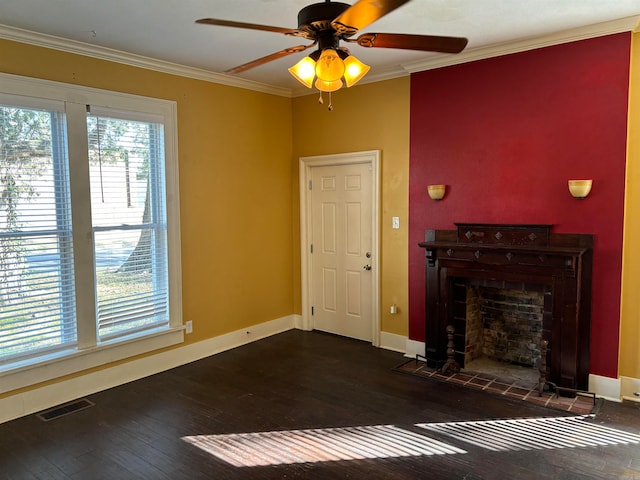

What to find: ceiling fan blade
left=196, top=18, right=299, bottom=35
left=225, top=44, right=316, bottom=74
left=355, top=33, right=468, bottom=53
left=332, top=0, right=411, bottom=35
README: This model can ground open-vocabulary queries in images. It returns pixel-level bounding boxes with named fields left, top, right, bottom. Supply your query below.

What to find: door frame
left=299, top=150, right=381, bottom=347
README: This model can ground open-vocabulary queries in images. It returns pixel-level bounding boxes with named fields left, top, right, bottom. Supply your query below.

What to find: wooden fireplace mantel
left=418, top=223, right=593, bottom=391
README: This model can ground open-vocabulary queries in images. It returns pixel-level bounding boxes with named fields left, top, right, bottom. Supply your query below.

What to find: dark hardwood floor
left=1, top=330, right=639, bottom=479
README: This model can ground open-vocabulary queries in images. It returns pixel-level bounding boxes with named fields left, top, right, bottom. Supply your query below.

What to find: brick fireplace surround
left=418, top=224, right=593, bottom=392
left=464, top=284, right=544, bottom=369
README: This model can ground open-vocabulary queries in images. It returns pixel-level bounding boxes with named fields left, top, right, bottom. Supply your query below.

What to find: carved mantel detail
left=418, top=223, right=593, bottom=392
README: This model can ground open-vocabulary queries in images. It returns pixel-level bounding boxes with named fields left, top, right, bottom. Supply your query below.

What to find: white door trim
left=299, top=150, right=381, bottom=347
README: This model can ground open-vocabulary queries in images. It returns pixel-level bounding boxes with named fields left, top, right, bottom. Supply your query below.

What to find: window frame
left=0, top=100, right=77, bottom=361
left=87, top=109, right=170, bottom=342
left=0, top=73, right=183, bottom=393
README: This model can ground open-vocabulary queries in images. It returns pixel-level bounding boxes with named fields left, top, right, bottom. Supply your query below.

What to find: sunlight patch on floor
left=417, top=415, right=640, bottom=452
left=182, top=424, right=466, bottom=467
left=183, top=416, right=640, bottom=468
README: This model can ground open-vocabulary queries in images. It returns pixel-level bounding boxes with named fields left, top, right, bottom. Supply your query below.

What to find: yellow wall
left=6, top=30, right=633, bottom=394
left=619, top=31, right=640, bottom=379
left=0, top=39, right=294, bottom=370
left=0, top=40, right=412, bottom=402
left=291, top=78, right=410, bottom=336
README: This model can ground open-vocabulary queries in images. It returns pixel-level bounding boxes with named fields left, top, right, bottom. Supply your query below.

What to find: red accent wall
left=409, top=33, right=630, bottom=379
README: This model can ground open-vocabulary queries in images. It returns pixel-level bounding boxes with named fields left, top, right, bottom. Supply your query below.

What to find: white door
left=309, top=162, right=373, bottom=341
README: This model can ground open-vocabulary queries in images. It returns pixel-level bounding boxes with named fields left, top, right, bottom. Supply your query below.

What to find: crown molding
left=0, top=24, right=292, bottom=98
left=400, top=15, right=640, bottom=75
left=292, top=15, right=639, bottom=98
left=1, top=15, right=638, bottom=99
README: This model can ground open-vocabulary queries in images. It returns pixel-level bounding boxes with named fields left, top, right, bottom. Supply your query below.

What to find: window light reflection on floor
left=182, top=416, right=640, bottom=468
left=418, top=415, right=640, bottom=452
left=182, top=424, right=466, bottom=467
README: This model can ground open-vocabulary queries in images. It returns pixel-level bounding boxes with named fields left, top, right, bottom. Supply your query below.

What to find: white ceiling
left=1, top=0, right=639, bottom=96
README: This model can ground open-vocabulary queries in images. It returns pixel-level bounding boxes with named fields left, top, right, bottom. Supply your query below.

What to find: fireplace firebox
left=418, top=224, right=593, bottom=392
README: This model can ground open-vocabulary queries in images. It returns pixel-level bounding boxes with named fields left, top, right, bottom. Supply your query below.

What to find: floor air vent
left=36, top=398, right=95, bottom=421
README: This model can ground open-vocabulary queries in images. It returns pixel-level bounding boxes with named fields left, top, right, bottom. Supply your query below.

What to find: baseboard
left=7, top=325, right=624, bottom=424
left=405, top=339, right=425, bottom=359
left=292, top=314, right=304, bottom=330
left=0, top=315, right=297, bottom=424
left=379, top=332, right=406, bottom=354
left=620, top=375, right=640, bottom=403
left=589, top=374, right=622, bottom=402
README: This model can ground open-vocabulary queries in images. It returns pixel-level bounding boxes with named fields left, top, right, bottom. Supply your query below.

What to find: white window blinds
left=0, top=104, right=76, bottom=364
left=87, top=114, right=169, bottom=341
left=0, top=75, right=181, bottom=391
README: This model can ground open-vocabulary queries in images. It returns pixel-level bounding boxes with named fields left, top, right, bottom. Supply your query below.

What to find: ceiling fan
left=196, top=0, right=468, bottom=107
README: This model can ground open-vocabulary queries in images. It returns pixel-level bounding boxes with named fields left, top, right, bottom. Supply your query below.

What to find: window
left=0, top=74, right=182, bottom=392
left=87, top=112, right=169, bottom=342
left=0, top=102, right=76, bottom=363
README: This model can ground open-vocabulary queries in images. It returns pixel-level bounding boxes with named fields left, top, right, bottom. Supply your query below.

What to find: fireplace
left=463, top=283, right=544, bottom=369
left=418, top=224, right=593, bottom=392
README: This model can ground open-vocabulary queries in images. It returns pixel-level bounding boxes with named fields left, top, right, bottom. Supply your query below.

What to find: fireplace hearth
left=418, top=223, right=593, bottom=392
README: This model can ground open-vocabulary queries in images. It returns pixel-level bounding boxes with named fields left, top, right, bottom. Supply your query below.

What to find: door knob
left=363, top=264, right=372, bottom=271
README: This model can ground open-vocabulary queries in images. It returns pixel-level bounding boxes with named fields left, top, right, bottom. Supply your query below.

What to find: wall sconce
left=568, top=179, right=592, bottom=199
left=427, top=184, right=446, bottom=201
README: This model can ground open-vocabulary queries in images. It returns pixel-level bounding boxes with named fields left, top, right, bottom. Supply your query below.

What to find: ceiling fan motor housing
left=196, top=0, right=469, bottom=78
left=297, top=2, right=351, bottom=37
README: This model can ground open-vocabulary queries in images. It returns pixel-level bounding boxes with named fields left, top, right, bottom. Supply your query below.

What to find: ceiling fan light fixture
left=199, top=0, right=469, bottom=108
left=288, top=56, right=316, bottom=88
left=315, top=48, right=345, bottom=82
left=315, top=78, right=343, bottom=92
left=342, top=55, right=370, bottom=87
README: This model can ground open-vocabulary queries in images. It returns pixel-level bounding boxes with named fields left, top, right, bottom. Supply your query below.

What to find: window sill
left=0, top=326, right=185, bottom=394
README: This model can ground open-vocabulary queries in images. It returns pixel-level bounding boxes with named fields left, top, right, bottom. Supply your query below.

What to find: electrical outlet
left=185, top=320, right=193, bottom=334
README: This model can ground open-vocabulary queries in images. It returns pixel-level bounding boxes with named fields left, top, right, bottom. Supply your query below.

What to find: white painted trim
left=401, top=16, right=640, bottom=75
left=405, top=339, right=426, bottom=359
left=589, top=374, right=622, bottom=402
left=0, top=315, right=297, bottom=424
left=621, top=376, right=640, bottom=403
left=0, top=24, right=291, bottom=98
left=0, top=327, right=185, bottom=394
left=299, top=151, right=381, bottom=347
left=379, top=332, right=406, bottom=354
left=3, top=16, right=638, bottom=98
left=292, top=314, right=304, bottom=330
left=1, top=71, right=169, bottom=113
left=0, top=72, right=184, bottom=395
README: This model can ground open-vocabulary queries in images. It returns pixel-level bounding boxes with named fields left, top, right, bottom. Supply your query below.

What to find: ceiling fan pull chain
left=328, top=92, right=333, bottom=111
left=318, top=91, right=324, bottom=105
